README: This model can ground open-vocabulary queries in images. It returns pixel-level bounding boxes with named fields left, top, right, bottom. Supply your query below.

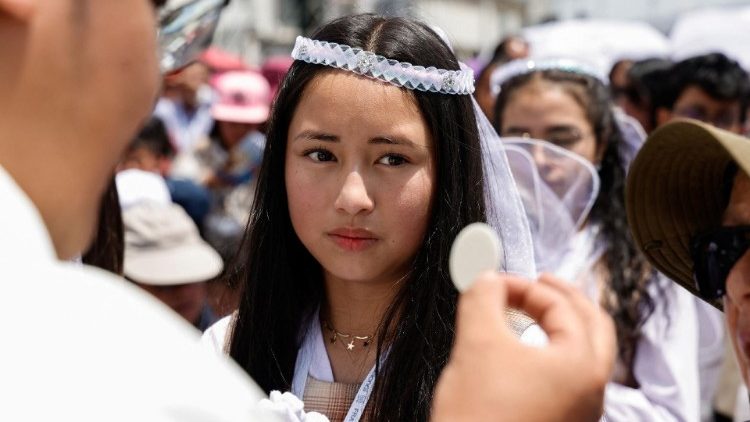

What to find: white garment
left=556, top=224, right=701, bottom=422
left=154, top=85, right=215, bottom=153
left=202, top=312, right=548, bottom=383
left=0, top=166, right=277, bottom=421
left=693, top=298, right=727, bottom=421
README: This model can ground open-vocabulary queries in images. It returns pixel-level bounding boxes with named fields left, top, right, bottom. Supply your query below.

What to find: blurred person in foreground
left=655, top=53, right=749, bottom=135
left=0, top=0, right=272, bottom=419
left=627, top=119, right=750, bottom=418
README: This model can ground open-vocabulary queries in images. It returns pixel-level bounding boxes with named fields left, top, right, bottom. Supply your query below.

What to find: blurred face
left=286, top=71, right=435, bottom=286
left=666, top=85, right=743, bottom=134
left=722, top=171, right=750, bottom=386
left=500, top=81, right=603, bottom=187
left=217, top=121, right=256, bottom=149
left=137, top=282, right=208, bottom=326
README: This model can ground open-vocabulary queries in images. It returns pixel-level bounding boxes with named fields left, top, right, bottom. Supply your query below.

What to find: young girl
left=203, top=13, right=535, bottom=421
left=493, top=59, right=702, bottom=421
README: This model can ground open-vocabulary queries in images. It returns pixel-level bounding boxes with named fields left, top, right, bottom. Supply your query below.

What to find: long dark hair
left=228, top=14, right=485, bottom=421
left=82, top=177, right=124, bottom=275
left=494, top=70, right=657, bottom=371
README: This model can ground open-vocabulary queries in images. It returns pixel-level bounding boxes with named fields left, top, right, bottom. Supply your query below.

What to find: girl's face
left=500, top=80, right=602, bottom=164
left=500, top=80, right=603, bottom=191
left=285, top=71, right=435, bottom=286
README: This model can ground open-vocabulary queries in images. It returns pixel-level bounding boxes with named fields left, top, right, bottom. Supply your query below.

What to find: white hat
left=123, top=202, right=223, bottom=285
left=116, top=169, right=172, bottom=210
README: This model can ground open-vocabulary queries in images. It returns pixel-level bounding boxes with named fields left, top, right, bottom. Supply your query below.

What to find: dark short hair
left=660, top=53, right=750, bottom=118
left=627, top=58, right=674, bottom=129
left=127, top=117, right=175, bottom=158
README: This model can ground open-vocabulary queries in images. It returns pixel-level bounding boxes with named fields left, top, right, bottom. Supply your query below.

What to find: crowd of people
left=4, top=0, right=750, bottom=421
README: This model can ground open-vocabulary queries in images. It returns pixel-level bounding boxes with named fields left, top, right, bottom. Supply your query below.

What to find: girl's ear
left=0, top=0, right=36, bottom=22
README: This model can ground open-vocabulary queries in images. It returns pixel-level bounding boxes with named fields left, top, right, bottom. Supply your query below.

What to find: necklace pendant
left=346, top=340, right=355, bottom=351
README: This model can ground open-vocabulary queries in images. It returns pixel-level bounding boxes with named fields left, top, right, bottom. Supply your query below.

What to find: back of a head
left=662, top=53, right=750, bottom=110
left=131, top=117, right=175, bottom=158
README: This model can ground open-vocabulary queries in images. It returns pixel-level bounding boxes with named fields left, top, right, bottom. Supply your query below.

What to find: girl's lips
left=328, top=228, right=378, bottom=252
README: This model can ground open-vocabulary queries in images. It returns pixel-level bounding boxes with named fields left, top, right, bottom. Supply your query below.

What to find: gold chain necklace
left=322, top=320, right=374, bottom=351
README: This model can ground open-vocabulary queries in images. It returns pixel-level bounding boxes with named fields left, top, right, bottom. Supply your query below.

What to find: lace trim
left=291, top=36, right=475, bottom=95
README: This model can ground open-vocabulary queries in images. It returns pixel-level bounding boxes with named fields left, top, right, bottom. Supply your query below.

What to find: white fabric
left=521, top=19, right=670, bottom=78
left=503, top=138, right=600, bottom=274
left=203, top=314, right=549, bottom=374
left=734, top=384, right=750, bottom=422
left=116, top=169, right=172, bottom=210
left=0, top=166, right=276, bottom=421
left=602, top=282, right=700, bottom=422
left=491, top=58, right=608, bottom=97
left=670, top=6, right=750, bottom=71
left=291, top=36, right=475, bottom=95
left=693, top=298, right=726, bottom=421
left=554, top=224, right=701, bottom=422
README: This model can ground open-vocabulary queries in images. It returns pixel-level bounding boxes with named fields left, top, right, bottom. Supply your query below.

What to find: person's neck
left=321, top=273, right=403, bottom=338
left=318, top=271, right=405, bottom=384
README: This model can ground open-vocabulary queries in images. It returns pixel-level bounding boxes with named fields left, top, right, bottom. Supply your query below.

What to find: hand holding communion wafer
left=432, top=223, right=616, bottom=422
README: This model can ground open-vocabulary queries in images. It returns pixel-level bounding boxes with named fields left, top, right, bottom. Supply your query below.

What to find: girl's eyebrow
left=293, top=131, right=419, bottom=148
left=293, top=130, right=339, bottom=143
left=370, top=136, right=418, bottom=149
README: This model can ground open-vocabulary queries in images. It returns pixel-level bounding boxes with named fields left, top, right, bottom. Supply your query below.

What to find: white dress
left=556, top=224, right=709, bottom=422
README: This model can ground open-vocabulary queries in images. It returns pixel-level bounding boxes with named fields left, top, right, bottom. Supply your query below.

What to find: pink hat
left=211, top=71, right=271, bottom=124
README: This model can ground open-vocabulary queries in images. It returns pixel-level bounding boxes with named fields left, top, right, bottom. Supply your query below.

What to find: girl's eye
left=306, top=149, right=335, bottom=162
left=377, top=154, right=408, bottom=166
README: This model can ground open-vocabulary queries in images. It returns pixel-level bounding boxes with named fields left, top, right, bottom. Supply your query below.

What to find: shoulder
left=202, top=313, right=236, bottom=355
left=0, top=263, right=266, bottom=421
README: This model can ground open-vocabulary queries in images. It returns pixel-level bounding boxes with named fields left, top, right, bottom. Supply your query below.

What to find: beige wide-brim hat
left=626, top=119, right=750, bottom=310
left=123, top=202, right=223, bottom=286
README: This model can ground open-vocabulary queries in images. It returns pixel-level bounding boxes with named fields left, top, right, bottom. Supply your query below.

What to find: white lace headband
left=291, top=36, right=475, bottom=95
left=490, top=58, right=608, bottom=96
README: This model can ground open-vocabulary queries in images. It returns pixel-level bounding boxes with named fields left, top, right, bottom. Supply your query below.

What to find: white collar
left=308, top=308, right=335, bottom=382
left=0, top=165, right=57, bottom=266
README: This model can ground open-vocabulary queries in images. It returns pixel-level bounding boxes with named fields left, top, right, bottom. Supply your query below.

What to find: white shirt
left=557, top=224, right=702, bottom=422
left=0, top=166, right=276, bottom=421
left=154, top=86, right=215, bottom=153
left=203, top=311, right=548, bottom=383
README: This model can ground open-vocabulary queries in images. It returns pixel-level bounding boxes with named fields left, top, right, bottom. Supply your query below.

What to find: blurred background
left=211, top=0, right=750, bottom=66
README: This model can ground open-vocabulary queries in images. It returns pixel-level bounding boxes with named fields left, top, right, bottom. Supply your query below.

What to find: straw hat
left=626, top=119, right=750, bottom=309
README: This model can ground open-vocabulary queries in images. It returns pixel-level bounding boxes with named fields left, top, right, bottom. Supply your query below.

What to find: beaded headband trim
left=490, top=58, right=607, bottom=96
left=291, top=36, right=475, bottom=95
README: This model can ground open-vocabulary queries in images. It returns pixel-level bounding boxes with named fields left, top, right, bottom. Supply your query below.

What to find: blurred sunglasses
left=691, top=226, right=750, bottom=300
left=157, top=0, right=230, bottom=74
